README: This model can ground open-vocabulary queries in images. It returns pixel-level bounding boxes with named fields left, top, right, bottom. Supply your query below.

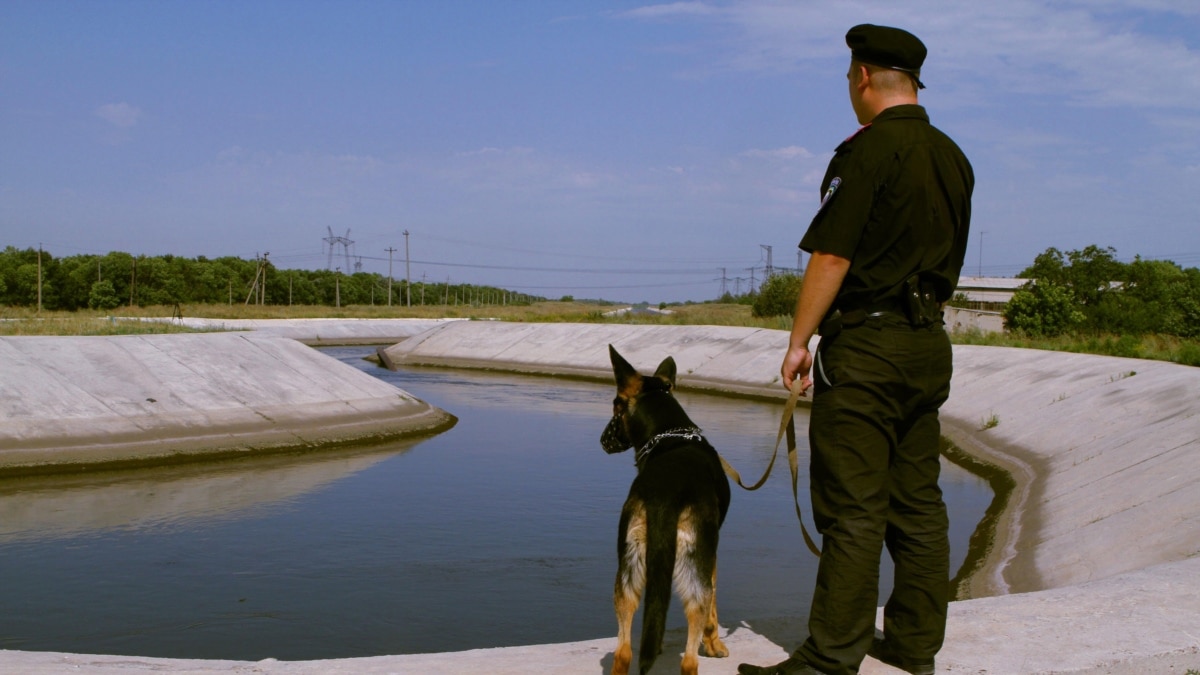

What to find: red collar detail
left=842, top=123, right=872, bottom=144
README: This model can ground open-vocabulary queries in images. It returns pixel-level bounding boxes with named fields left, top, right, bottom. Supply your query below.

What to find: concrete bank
left=135, top=317, right=457, bottom=345
left=0, top=332, right=456, bottom=475
left=2, top=320, right=1198, bottom=673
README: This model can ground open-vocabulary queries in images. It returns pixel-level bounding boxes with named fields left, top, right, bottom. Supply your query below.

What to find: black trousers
left=795, top=317, right=952, bottom=675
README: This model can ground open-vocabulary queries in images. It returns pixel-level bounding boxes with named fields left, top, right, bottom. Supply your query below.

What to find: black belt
left=818, top=302, right=940, bottom=337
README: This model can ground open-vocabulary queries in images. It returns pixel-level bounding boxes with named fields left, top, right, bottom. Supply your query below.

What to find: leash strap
left=718, top=380, right=822, bottom=557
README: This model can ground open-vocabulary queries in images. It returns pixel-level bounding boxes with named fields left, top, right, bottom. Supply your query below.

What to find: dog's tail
left=638, top=503, right=677, bottom=675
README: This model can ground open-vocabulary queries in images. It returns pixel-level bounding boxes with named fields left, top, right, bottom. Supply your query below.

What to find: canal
left=0, top=346, right=992, bottom=661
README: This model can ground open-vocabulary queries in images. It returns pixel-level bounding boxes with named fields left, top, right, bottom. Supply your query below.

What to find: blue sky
left=2, top=1, right=1198, bottom=303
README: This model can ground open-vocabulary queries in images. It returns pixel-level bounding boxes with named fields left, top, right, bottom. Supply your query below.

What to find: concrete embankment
left=1, top=320, right=1197, bottom=673
left=0, top=332, right=456, bottom=475
left=137, top=317, right=457, bottom=345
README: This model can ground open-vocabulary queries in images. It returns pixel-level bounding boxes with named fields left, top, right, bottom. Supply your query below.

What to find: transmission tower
left=324, top=227, right=355, bottom=271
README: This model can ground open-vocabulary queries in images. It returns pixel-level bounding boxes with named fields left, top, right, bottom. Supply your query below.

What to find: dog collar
left=636, top=426, right=704, bottom=464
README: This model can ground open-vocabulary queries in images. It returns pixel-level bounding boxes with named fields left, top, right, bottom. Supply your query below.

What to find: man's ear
left=853, top=62, right=870, bottom=89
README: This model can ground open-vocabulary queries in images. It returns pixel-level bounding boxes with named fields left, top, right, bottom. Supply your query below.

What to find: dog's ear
left=609, top=345, right=640, bottom=394
left=654, top=356, right=677, bottom=389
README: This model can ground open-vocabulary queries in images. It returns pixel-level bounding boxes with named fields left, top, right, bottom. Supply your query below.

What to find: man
left=738, top=24, right=974, bottom=675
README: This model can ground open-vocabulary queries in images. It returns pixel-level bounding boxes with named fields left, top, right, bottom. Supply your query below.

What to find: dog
left=600, top=345, right=731, bottom=675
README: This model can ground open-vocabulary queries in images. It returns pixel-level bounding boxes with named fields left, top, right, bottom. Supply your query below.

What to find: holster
left=903, top=275, right=943, bottom=327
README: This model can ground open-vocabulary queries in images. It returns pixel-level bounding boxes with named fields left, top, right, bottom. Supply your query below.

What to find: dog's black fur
left=601, top=345, right=731, bottom=675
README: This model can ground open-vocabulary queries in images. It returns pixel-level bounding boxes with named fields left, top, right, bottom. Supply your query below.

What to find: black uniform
left=794, top=104, right=974, bottom=674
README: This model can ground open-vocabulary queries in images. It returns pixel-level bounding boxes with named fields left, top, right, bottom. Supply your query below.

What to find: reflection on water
left=0, top=446, right=414, bottom=543
left=0, top=346, right=992, bottom=661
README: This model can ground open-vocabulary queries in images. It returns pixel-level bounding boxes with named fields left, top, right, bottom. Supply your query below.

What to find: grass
left=3, top=302, right=1196, bottom=367
left=951, top=327, right=1200, bottom=367
left=0, top=301, right=787, bottom=336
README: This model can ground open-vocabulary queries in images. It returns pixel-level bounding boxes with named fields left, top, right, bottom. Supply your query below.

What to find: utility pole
left=403, top=230, right=411, bottom=307
left=37, top=243, right=42, bottom=314
left=384, top=246, right=396, bottom=306
left=978, top=231, right=988, bottom=278
left=244, top=252, right=269, bottom=305
left=335, top=268, right=341, bottom=308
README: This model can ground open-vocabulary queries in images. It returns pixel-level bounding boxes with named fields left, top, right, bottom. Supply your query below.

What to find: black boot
left=737, top=656, right=823, bottom=675
left=867, top=638, right=935, bottom=675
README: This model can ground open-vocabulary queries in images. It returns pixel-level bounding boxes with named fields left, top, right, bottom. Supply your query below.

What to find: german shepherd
left=600, top=345, right=731, bottom=675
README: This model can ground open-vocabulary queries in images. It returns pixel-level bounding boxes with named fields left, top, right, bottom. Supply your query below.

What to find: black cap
left=846, top=23, right=927, bottom=89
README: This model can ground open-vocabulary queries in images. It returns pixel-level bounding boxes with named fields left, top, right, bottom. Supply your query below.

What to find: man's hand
left=781, top=250, right=849, bottom=397
left=781, top=345, right=814, bottom=395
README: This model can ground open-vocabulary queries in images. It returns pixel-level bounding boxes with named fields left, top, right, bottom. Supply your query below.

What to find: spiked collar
left=635, top=426, right=704, bottom=465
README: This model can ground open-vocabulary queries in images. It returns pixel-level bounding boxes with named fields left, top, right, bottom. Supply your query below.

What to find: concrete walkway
left=2, top=320, right=1198, bottom=673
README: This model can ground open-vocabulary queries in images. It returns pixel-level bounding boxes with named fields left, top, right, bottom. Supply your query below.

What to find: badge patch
left=815, top=177, right=841, bottom=215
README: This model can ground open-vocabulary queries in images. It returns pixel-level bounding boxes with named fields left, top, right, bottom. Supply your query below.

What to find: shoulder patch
left=814, top=177, right=841, bottom=216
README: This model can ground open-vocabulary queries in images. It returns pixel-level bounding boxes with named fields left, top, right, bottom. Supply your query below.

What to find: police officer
left=738, top=24, right=974, bottom=675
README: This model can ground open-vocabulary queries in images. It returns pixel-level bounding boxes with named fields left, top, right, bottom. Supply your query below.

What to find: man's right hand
left=781, top=345, right=814, bottom=395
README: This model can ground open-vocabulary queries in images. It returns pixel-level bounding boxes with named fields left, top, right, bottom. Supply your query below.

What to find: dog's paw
left=703, top=637, right=729, bottom=658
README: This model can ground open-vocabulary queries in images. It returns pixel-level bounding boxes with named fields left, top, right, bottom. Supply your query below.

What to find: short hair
left=853, top=59, right=919, bottom=96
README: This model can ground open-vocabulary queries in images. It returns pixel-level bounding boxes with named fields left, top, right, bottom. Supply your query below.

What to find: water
left=0, top=346, right=992, bottom=660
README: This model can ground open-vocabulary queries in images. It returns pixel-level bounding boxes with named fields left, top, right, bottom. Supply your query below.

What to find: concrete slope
left=0, top=333, right=456, bottom=474
left=134, top=317, right=457, bottom=345
left=940, top=345, right=1200, bottom=595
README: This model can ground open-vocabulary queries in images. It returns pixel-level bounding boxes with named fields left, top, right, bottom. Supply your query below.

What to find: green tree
left=1019, top=245, right=1123, bottom=309
left=1003, top=280, right=1085, bottom=336
left=752, top=273, right=802, bottom=318
left=88, top=279, right=122, bottom=310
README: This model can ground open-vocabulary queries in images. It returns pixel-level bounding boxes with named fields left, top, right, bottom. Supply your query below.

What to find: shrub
left=1003, top=280, right=1084, bottom=336
left=752, top=273, right=802, bottom=318
left=88, top=279, right=122, bottom=311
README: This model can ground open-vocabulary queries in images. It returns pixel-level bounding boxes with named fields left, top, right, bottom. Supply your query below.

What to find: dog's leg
left=681, top=595, right=706, bottom=675
left=613, top=506, right=646, bottom=675
left=701, top=565, right=728, bottom=658
left=674, top=508, right=708, bottom=675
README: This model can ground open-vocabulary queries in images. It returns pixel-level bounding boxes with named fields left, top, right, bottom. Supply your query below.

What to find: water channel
left=0, top=346, right=992, bottom=661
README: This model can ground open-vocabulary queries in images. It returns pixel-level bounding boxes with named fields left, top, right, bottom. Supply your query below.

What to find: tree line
left=746, top=244, right=1199, bottom=339
left=1004, top=245, right=1200, bottom=338
left=0, top=247, right=542, bottom=310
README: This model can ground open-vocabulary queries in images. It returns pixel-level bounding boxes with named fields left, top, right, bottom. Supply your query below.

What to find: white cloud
left=625, top=1, right=1200, bottom=110
left=742, top=146, right=814, bottom=161
left=94, top=102, right=143, bottom=128
left=621, top=2, right=720, bottom=20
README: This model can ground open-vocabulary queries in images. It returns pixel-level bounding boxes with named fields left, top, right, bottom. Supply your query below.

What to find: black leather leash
left=717, top=380, right=821, bottom=557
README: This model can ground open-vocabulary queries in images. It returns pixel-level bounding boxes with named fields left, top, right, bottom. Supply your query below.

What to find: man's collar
left=870, top=104, right=928, bottom=124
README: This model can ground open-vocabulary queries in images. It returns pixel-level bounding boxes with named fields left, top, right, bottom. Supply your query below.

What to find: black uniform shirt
left=800, top=104, right=974, bottom=312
